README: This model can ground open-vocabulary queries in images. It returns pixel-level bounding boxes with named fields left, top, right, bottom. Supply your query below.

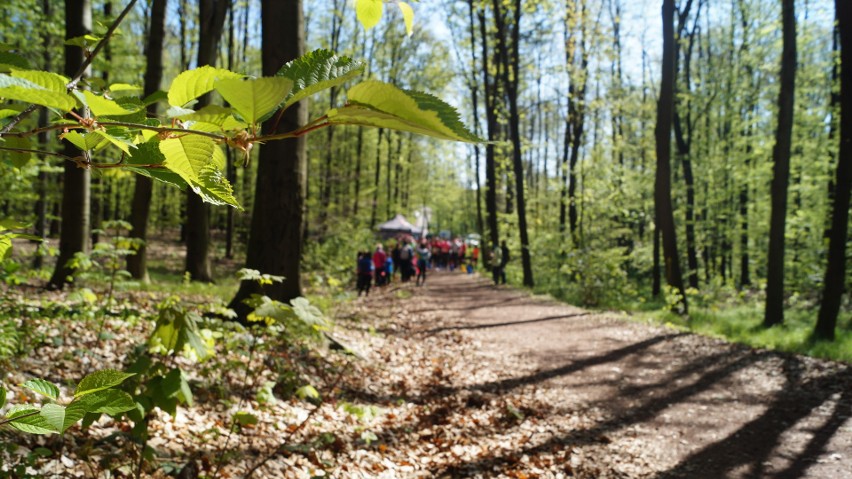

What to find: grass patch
left=635, top=304, right=852, bottom=363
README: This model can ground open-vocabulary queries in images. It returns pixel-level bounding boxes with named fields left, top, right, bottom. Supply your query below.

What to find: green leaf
left=167, top=66, right=243, bottom=108
left=159, top=135, right=216, bottom=185
left=40, top=403, right=81, bottom=433
left=90, top=129, right=135, bottom=155
left=79, top=90, right=137, bottom=116
left=61, top=130, right=106, bottom=151
left=328, top=81, right=482, bottom=143
left=0, top=74, right=75, bottom=111
left=355, top=0, right=383, bottom=30
left=108, top=83, right=143, bottom=98
left=126, top=141, right=187, bottom=189
left=0, top=52, right=30, bottom=72
left=233, top=411, right=258, bottom=427
left=6, top=406, right=55, bottom=434
left=2, top=136, right=32, bottom=168
left=214, top=77, right=292, bottom=124
left=276, top=50, right=364, bottom=111
left=194, top=162, right=241, bottom=209
left=0, top=384, right=6, bottom=409
left=65, top=34, right=101, bottom=49
left=173, top=105, right=234, bottom=126
left=0, top=235, right=11, bottom=260
left=74, top=370, right=135, bottom=398
left=10, top=70, right=68, bottom=93
left=159, top=136, right=240, bottom=208
left=296, top=385, right=320, bottom=401
left=290, top=297, right=327, bottom=329
left=22, top=378, right=60, bottom=401
left=70, top=389, right=135, bottom=415
left=398, top=2, right=414, bottom=36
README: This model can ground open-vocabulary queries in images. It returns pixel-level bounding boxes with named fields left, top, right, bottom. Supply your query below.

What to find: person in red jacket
left=372, top=244, right=388, bottom=286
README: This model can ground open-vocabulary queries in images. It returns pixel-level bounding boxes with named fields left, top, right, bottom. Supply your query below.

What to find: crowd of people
left=356, top=235, right=511, bottom=296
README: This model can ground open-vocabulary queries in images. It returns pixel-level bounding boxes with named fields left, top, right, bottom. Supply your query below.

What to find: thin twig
left=68, top=0, right=140, bottom=90
left=0, top=146, right=77, bottom=162
left=98, top=121, right=227, bottom=141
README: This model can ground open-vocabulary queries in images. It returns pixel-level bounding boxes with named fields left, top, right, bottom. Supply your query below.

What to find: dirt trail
left=377, top=270, right=852, bottom=478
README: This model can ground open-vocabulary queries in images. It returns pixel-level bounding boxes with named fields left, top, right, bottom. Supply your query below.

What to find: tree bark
left=763, top=0, right=796, bottom=328
left=815, top=0, right=849, bottom=340
left=48, top=0, right=92, bottom=290
left=127, top=0, right=166, bottom=282
left=184, top=0, right=228, bottom=283
left=229, top=0, right=307, bottom=319
left=654, top=0, right=687, bottom=312
left=493, top=0, right=533, bottom=287
left=479, top=9, right=499, bottom=261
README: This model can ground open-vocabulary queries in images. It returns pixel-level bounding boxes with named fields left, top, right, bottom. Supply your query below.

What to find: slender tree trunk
left=370, top=128, right=384, bottom=228
left=493, top=0, right=533, bottom=286
left=479, top=9, right=499, bottom=261
left=654, top=0, right=687, bottom=312
left=353, top=127, right=364, bottom=217
left=763, top=0, right=796, bottom=327
left=127, top=0, right=166, bottom=282
left=48, top=0, right=93, bottom=290
left=184, top=0, right=228, bottom=282
left=815, top=0, right=849, bottom=340
left=225, top=0, right=236, bottom=259
left=229, top=0, right=307, bottom=319
left=33, top=0, right=52, bottom=270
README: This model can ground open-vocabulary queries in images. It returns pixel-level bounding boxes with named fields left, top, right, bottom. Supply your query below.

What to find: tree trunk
left=479, top=10, right=499, bottom=262
left=127, top=0, right=166, bottom=282
left=229, top=0, right=307, bottom=319
left=48, top=0, right=92, bottom=290
left=33, top=0, right=52, bottom=270
left=493, top=0, right=533, bottom=287
left=654, top=0, right=687, bottom=312
left=184, top=0, right=228, bottom=283
left=815, top=0, right=849, bottom=340
left=763, top=0, right=796, bottom=328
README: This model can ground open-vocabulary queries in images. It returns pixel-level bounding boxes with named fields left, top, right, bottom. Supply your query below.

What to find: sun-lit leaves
left=74, top=370, right=135, bottom=398
left=355, top=0, right=384, bottom=30
left=397, top=2, right=415, bottom=36
left=167, top=65, right=243, bottom=108
left=6, top=406, right=54, bottom=434
left=22, top=378, right=60, bottom=401
left=0, top=73, right=75, bottom=111
left=328, top=80, right=482, bottom=143
left=214, top=77, right=292, bottom=124
left=79, top=90, right=138, bottom=116
left=159, top=134, right=215, bottom=187
left=276, top=49, right=364, bottom=110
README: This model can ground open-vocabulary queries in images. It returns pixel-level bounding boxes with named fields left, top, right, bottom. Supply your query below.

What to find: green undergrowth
left=638, top=305, right=852, bottom=363
left=520, top=266, right=852, bottom=364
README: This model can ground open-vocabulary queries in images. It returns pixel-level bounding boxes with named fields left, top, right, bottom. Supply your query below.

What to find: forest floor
left=3, top=259, right=852, bottom=478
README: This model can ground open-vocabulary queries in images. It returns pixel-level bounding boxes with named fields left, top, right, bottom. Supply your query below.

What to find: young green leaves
left=2, top=370, right=135, bottom=435
left=355, top=0, right=415, bottom=36
left=328, top=81, right=481, bottom=143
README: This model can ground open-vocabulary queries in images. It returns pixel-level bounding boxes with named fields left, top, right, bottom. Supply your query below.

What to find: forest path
left=370, top=270, right=852, bottom=478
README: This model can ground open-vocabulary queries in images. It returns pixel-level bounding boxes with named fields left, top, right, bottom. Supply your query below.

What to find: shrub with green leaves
left=0, top=370, right=135, bottom=435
